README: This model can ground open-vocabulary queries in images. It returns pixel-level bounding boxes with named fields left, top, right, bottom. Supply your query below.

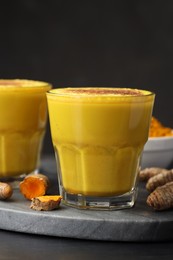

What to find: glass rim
left=0, top=79, right=52, bottom=90
left=0, top=79, right=52, bottom=95
left=47, top=87, right=155, bottom=99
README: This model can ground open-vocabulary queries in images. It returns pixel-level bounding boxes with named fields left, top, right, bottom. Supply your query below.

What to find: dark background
left=0, top=0, right=173, bottom=154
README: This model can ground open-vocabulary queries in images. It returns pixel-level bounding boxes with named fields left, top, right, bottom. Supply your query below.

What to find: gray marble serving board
left=0, top=156, right=173, bottom=242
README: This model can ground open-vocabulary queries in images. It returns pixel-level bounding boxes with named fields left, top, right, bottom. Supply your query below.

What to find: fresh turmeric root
left=0, top=182, right=13, bottom=200
left=139, top=167, right=169, bottom=181
left=147, top=182, right=173, bottom=210
left=19, top=173, right=49, bottom=200
left=30, top=195, right=62, bottom=211
left=146, top=170, right=173, bottom=192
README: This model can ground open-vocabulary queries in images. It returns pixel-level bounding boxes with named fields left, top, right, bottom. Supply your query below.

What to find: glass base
left=60, top=187, right=138, bottom=210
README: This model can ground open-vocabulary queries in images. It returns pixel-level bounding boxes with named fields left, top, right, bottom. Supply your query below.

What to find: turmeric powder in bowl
left=149, top=117, right=173, bottom=137
left=142, top=117, right=173, bottom=169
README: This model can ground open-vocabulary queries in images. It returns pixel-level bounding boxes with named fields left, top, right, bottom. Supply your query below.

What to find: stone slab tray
left=0, top=156, right=173, bottom=242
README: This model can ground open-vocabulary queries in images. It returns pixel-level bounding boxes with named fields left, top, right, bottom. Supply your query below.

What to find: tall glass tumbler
left=47, top=87, right=155, bottom=210
left=0, top=79, right=51, bottom=181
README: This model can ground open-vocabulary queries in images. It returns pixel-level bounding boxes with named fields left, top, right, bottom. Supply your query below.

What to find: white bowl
left=141, top=136, right=173, bottom=169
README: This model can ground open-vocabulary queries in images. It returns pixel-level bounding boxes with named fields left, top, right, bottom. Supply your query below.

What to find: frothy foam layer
left=0, top=79, right=50, bottom=89
left=49, top=87, right=152, bottom=97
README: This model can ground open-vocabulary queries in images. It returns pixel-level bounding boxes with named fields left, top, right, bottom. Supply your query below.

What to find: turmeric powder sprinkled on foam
left=149, top=117, right=173, bottom=137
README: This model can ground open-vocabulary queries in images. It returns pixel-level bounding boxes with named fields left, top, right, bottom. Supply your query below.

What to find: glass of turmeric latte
left=47, top=87, right=155, bottom=210
left=0, top=79, right=51, bottom=180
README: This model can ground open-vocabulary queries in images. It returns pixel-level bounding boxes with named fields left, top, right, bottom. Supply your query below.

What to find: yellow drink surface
left=47, top=88, right=155, bottom=196
left=0, top=79, right=51, bottom=177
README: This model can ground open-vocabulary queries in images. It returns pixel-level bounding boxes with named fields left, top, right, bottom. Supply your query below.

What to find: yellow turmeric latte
left=47, top=88, right=155, bottom=196
left=0, top=79, right=51, bottom=178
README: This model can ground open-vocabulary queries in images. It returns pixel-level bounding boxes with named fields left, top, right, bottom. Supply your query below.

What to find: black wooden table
left=0, top=229, right=173, bottom=260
